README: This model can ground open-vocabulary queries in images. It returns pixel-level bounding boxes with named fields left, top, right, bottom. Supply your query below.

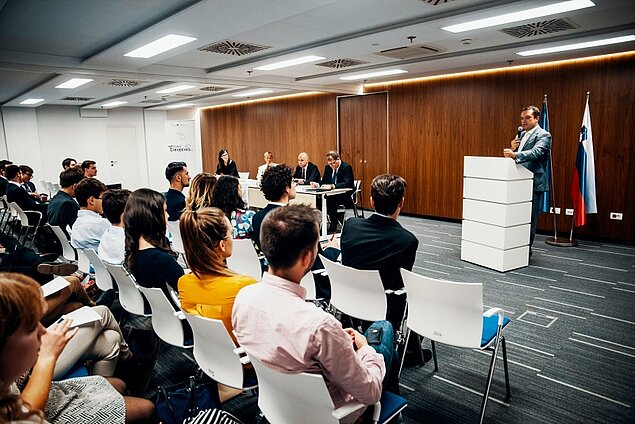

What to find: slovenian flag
left=570, top=97, right=597, bottom=227
left=538, top=96, right=551, bottom=213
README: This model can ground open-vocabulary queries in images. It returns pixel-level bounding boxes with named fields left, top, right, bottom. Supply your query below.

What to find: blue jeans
left=365, top=320, right=399, bottom=393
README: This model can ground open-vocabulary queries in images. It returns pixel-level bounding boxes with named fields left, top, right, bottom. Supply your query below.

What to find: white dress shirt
left=98, top=225, right=125, bottom=264
left=71, top=209, right=110, bottom=250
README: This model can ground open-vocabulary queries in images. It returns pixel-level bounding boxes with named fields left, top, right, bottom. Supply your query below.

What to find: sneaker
left=37, top=262, right=78, bottom=276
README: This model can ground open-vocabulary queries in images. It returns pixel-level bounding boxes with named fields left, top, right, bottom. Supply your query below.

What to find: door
left=106, top=126, right=140, bottom=189
left=338, top=93, right=388, bottom=209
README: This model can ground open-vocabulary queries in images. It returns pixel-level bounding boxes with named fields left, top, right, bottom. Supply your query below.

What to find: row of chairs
left=0, top=196, right=43, bottom=248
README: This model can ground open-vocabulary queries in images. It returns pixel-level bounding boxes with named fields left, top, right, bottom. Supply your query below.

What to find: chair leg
left=398, top=328, right=411, bottom=378
left=479, top=328, right=503, bottom=424
left=431, top=340, right=438, bottom=371
left=502, top=337, right=511, bottom=402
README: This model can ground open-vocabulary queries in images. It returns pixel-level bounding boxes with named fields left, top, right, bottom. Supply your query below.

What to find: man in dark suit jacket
left=341, top=173, right=418, bottom=329
left=315, top=151, right=355, bottom=232
left=5, top=165, right=48, bottom=224
left=293, top=152, right=321, bottom=184
left=0, top=160, right=13, bottom=196
left=19, top=165, right=37, bottom=193
left=504, top=105, right=552, bottom=252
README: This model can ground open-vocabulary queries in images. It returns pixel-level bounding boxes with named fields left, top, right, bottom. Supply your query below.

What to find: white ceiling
left=0, top=0, right=633, bottom=110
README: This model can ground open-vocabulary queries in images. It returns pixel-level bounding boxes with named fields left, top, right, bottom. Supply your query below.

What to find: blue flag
left=538, top=96, right=551, bottom=213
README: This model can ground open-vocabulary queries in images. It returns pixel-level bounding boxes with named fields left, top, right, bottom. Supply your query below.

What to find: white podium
left=461, top=156, right=533, bottom=272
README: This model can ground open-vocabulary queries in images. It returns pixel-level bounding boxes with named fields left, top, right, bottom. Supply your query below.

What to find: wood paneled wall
left=200, top=53, right=635, bottom=243
left=200, top=93, right=339, bottom=178
left=366, top=52, right=635, bottom=243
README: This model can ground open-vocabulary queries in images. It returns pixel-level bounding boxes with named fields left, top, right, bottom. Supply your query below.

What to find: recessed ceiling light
left=442, top=0, right=595, bottom=33
left=339, top=69, right=408, bottom=81
left=101, top=101, right=128, bottom=107
left=232, top=89, right=274, bottom=98
left=517, top=35, right=635, bottom=56
left=19, top=98, right=45, bottom=105
left=55, top=78, right=94, bottom=89
left=167, top=103, right=194, bottom=109
left=254, top=55, right=326, bottom=71
left=156, top=85, right=196, bottom=94
left=124, top=34, right=197, bottom=58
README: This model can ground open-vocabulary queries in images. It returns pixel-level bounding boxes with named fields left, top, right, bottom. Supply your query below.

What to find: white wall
left=0, top=105, right=203, bottom=192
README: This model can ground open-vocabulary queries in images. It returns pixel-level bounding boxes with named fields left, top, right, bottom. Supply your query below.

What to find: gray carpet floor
left=147, top=214, right=635, bottom=423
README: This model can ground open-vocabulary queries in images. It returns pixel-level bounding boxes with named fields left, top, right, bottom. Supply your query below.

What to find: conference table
left=242, top=179, right=350, bottom=237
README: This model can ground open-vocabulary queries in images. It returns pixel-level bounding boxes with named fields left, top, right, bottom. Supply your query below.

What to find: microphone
left=516, top=126, right=523, bottom=140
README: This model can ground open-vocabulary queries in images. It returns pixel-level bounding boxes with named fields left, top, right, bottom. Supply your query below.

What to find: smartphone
left=367, top=327, right=383, bottom=345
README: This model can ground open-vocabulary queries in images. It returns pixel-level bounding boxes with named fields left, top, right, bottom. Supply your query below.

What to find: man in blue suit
left=504, top=105, right=552, bottom=253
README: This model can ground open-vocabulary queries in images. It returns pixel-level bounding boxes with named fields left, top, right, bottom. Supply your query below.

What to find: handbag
left=155, top=374, right=221, bottom=424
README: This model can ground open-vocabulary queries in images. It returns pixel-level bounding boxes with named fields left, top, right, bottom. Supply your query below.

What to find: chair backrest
left=48, top=225, right=76, bottom=261
left=183, top=313, right=253, bottom=389
left=352, top=179, right=361, bottom=202
left=226, top=239, right=262, bottom=281
left=38, top=180, right=49, bottom=195
left=82, top=249, right=113, bottom=291
left=300, top=271, right=317, bottom=300
left=167, top=220, right=184, bottom=254
left=75, top=248, right=91, bottom=274
left=9, top=202, right=39, bottom=229
left=320, top=255, right=387, bottom=322
left=138, top=286, right=190, bottom=347
left=400, top=269, right=484, bottom=348
left=104, top=263, right=149, bottom=316
left=238, top=172, right=249, bottom=179
left=249, top=356, right=340, bottom=424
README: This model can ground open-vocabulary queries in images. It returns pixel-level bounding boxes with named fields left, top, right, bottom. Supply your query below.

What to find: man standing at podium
left=503, top=105, right=552, bottom=255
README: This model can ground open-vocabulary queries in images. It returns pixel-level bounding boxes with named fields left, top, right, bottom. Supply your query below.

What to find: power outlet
left=610, top=212, right=623, bottom=220
left=549, top=207, right=561, bottom=214
left=565, top=208, right=574, bottom=216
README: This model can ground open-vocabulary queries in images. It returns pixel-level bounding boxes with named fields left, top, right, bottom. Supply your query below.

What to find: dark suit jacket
left=23, top=181, right=37, bottom=193
left=0, top=177, right=8, bottom=196
left=47, top=191, right=79, bottom=235
left=6, top=183, right=48, bottom=222
left=321, top=161, right=354, bottom=189
left=293, top=162, right=321, bottom=184
left=514, top=126, right=552, bottom=192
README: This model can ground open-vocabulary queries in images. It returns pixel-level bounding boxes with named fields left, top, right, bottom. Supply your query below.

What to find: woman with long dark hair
left=211, top=176, right=255, bottom=239
left=215, top=149, right=239, bottom=177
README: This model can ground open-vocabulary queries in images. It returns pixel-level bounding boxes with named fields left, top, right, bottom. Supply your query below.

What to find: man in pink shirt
left=232, top=204, right=396, bottom=423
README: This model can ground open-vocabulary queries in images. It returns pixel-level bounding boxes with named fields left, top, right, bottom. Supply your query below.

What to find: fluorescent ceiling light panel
left=254, top=55, right=326, bottom=71
left=124, top=34, right=197, bottom=58
left=517, top=35, right=635, bottom=56
left=55, top=78, right=93, bottom=89
left=167, top=103, right=194, bottom=109
left=101, top=101, right=128, bottom=107
left=156, top=85, right=196, bottom=94
left=19, top=98, right=45, bottom=105
left=340, top=69, right=408, bottom=81
left=232, top=89, right=274, bottom=98
left=442, top=0, right=595, bottom=33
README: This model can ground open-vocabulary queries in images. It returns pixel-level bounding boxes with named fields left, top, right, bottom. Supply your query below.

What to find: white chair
left=299, top=271, right=317, bottom=300
left=238, top=172, right=249, bottom=179
left=226, top=239, right=262, bottom=281
left=400, top=269, right=511, bottom=424
left=183, top=313, right=257, bottom=390
left=75, top=248, right=91, bottom=274
left=249, top=356, right=407, bottom=424
left=82, top=249, right=113, bottom=291
left=138, top=286, right=193, bottom=348
left=104, top=263, right=150, bottom=317
left=46, top=181, right=57, bottom=197
left=167, top=220, right=184, bottom=254
left=9, top=202, right=42, bottom=248
left=47, top=225, right=77, bottom=262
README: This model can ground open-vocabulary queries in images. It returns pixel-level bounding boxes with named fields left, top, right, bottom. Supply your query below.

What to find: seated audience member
left=184, top=172, right=217, bottom=211
left=5, top=165, right=48, bottom=224
left=211, top=176, right=255, bottom=239
left=98, top=189, right=131, bottom=265
left=47, top=167, right=85, bottom=236
left=313, top=150, right=355, bottom=232
left=256, top=151, right=277, bottom=181
left=81, top=160, right=98, bottom=178
left=70, top=178, right=109, bottom=250
left=293, top=151, right=321, bottom=184
left=215, top=149, right=239, bottom=177
left=178, top=207, right=256, bottom=340
left=62, top=157, right=77, bottom=170
left=341, top=174, right=418, bottom=330
left=233, top=205, right=397, bottom=424
left=0, top=159, right=13, bottom=196
left=0, top=273, right=156, bottom=424
left=164, top=162, right=190, bottom=221
left=19, top=165, right=37, bottom=194
left=124, top=188, right=183, bottom=307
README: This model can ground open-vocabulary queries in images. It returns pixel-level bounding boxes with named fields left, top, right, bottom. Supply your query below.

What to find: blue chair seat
left=379, top=391, right=408, bottom=423
left=480, top=315, right=510, bottom=347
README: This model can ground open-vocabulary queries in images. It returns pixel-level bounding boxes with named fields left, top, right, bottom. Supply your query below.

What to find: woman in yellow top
left=178, top=207, right=256, bottom=341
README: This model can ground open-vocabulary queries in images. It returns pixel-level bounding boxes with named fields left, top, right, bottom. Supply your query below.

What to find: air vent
left=198, top=40, right=271, bottom=56
left=375, top=43, right=443, bottom=60
left=199, top=85, right=229, bottom=92
left=418, top=0, right=454, bottom=4
left=500, top=19, right=577, bottom=38
left=316, top=58, right=368, bottom=69
left=60, top=96, right=94, bottom=102
left=103, top=79, right=146, bottom=88
left=139, top=99, right=165, bottom=104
